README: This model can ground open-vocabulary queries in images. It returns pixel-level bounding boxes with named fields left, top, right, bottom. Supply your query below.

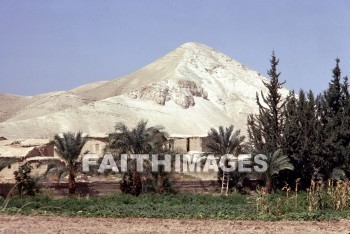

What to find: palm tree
left=107, top=120, right=167, bottom=155
left=263, top=149, right=294, bottom=193
left=207, top=125, right=245, bottom=155
left=106, top=120, right=168, bottom=195
left=53, top=132, right=88, bottom=195
left=206, top=125, right=246, bottom=191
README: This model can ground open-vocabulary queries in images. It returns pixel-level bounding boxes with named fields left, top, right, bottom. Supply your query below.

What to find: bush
left=13, top=163, right=40, bottom=197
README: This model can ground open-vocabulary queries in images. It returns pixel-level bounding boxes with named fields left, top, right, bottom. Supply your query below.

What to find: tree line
left=248, top=53, right=350, bottom=191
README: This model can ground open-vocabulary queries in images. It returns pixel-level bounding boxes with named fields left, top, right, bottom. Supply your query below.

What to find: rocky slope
left=0, top=42, right=289, bottom=139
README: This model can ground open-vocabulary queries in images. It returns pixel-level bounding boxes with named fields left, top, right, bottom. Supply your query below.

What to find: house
left=168, top=134, right=211, bottom=153
left=0, top=139, right=58, bottom=182
left=81, top=136, right=108, bottom=156
left=0, top=135, right=109, bottom=183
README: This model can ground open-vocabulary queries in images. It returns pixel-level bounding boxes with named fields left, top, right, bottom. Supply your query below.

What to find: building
left=0, top=136, right=108, bottom=182
left=82, top=136, right=108, bottom=155
left=0, top=139, right=58, bottom=182
left=169, top=135, right=211, bottom=153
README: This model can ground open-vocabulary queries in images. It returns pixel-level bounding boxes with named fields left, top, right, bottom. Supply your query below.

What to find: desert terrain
left=0, top=42, right=289, bottom=139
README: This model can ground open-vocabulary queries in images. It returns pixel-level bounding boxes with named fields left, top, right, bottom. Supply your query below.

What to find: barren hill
left=0, top=42, right=289, bottom=139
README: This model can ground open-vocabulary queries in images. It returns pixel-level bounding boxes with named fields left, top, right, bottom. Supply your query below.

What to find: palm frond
left=207, top=125, right=245, bottom=155
left=107, top=121, right=168, bottom=155
left=53, top=131, right=88, bottom=168
left=266, top=149, right=294, bottom=177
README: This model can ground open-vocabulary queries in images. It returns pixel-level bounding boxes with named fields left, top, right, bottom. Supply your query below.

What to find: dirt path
left=0, top=215, right=350, bottom=233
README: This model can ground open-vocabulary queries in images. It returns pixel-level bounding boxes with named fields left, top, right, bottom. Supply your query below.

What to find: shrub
left=13, top=163, right=40, bottom=197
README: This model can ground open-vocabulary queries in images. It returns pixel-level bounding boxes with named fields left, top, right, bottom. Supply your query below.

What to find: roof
left=55, top=133, right=108, bottom=138
left=18, top=139, right=50, bottom=147
left=0, top=139, right=51, bottom=158
left=25, top=156, right=63, bottom=164
left=168, top=134, right=208, bottom=138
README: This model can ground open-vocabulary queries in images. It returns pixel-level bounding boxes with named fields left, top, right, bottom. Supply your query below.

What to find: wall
left=0, top=161, right=48, bottom=183
left=171, top=137, right=211, bottom=153
left=0, top=161, right=20, bottom=183
left=0, top=180, right=219, bottom=197
left=81, top=138, right=107, bottom=155
left=200, top=137, right=212, bottom=153
left=188, top=137, right=202, bottom=152
left=25, top=144, right=54, bottom=158
left=173, top=138, right=188, bottom=153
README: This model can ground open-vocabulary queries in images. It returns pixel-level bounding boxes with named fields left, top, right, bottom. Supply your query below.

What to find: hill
left=0, top=42, right=289, bottom=139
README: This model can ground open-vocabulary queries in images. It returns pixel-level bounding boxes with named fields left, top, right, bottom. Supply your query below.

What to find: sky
left=0, top=0, right=349, bottom=96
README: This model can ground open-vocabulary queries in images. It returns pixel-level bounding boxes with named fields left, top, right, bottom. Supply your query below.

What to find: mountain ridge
left=0, top=42, right=289, bottom=139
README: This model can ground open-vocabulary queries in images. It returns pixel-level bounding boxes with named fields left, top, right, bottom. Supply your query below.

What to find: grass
left=1, top=192, right=350, bottom=221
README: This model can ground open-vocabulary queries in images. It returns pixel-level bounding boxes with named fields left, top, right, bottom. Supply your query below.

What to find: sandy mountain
left=0, top=42, right=289, bottom=139
left=0, top=94, right=32, bottom=122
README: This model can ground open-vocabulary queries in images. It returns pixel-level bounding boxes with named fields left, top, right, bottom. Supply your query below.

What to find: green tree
left=14, top=162, right=40, bottom=197
left=317, top=58, right=349, bottom=179
left=339, top=76, right=350, bottom=176
left=324, top=58, right=343, bottom=115
left=107, top=120, right=167, bottom=155
left=246, top=52, right=296, bottom=191
left=262, top=149, right=294, bottom=193
left=282, top=90, right=322, bottom=188
left=106, top=120, right=169, bottom=195
left=207, top=125, right=245, bottom=155
left=53, top=132, right=88, bottom=195
left=248, top=51, right=286, bottom=153
left=206, top=125, right=245, bottom=191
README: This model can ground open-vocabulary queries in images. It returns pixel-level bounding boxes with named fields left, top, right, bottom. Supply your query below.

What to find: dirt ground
left=0, top=215, right=350, bottom=234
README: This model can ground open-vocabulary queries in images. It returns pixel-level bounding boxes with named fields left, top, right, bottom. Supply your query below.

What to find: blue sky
left=0, top=0, right=349, bottom=96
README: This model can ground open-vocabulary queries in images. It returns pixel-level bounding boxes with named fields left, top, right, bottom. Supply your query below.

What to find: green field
left=2, top=192, right=350, bottom=221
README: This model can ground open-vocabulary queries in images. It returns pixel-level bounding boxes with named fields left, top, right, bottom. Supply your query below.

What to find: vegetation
left=53, top=132, right=88, bottom=195
left=277, top=58, right=350, bottom=190
left=206, top=125, right=245, bottom=155
left=260, top=149, right=294, bottom=193
left=13, top=162, right=40, bottom=197
left=206, top=125, right=246, bottom=191
left=247, top=51, right=286, bottom=153
left=318, top=58, right=350, bottom=178
left=247, top=53, right=350, bottom=193
left=246, top=52, right=295, bottom=192
left=106, top=120, right=168, bottom=155
left=106, top=120, right=171, bottom=195
left=2, top=186, right=350, bottom=221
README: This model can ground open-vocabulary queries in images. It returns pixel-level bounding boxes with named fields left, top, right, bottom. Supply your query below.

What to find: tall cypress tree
left=282, top=89, right=322, bottom=188
left=340, top=76, right=350, bottom=175
left=324, top=58, right=343, bottom=115
left=248, top=52, right=286, bottom=153
left=317, top=58, right=349, bottom=179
